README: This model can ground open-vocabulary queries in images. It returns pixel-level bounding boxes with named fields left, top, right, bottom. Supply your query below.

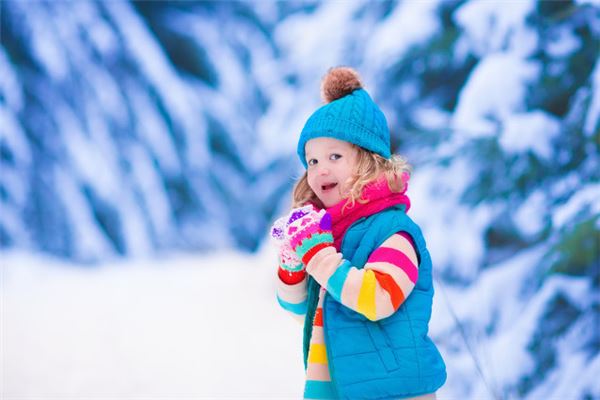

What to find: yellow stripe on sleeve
left=357, top=269, right=377, bottom=320
left=307, top=343, right=328, bottom=364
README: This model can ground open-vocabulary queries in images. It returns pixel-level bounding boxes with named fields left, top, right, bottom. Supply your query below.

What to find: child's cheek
left=340, top=177, right=353, bottom=197
left=307, top=177, right=316, bottom=193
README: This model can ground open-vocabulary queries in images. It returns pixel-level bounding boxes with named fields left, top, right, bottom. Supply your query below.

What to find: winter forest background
left=1, top=0, right=599, bottom=399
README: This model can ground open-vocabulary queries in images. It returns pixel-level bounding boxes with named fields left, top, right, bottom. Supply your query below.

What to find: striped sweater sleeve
left=276, top=274, right=308, bottom=322
left=305, top=232, right=419, bottom=321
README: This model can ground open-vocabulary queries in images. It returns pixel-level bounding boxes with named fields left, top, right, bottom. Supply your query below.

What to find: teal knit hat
left=297, top=67, right=391, bottom=168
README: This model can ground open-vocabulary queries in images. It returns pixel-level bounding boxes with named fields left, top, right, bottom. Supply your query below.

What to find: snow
left=487, top=275, right=589, bottom=388
left=274, top=1, right=363, bottom=76
left=552, top=183, right=600, bottom=229
left=521, top=277, right=599, bottom=399
left=533, top=351, right=600, bottom=399
left=575, top=0, right=600, bottom=5
left=0, top=164, right=25, bottom=207
left=513, top=189, right=547, bottom=237
left=584, top=61, right=600, bottom=137
left=59, top=105, right=117, bottom=201
left=452, top=0, right=543, bottom=138
left=409, top=160, right=494, bottom=281
left=0, top=109, right=31, bottom=169
left=85, top=62, right=130, bottom=128
left=413, top=107, right=451, bottom=131
left=73, top=1, right=119, bottom=57
left=529, top=310, right=600, bottom=399
left=256, top=83, right=311, bottom=162
left=24, top=5, right=69, bottom=80
left=364, top=0, right=441, bottom=69
left=546, top=25, right=581, bottom=58
left=103, top=1, right=210, bottom=170
left=431, top=246, right=544, bottom=339
left=499, top=110, right=561, bottom=160
left=1, top=249, right=304, bottom=398
left=127, top=143, right=177, bottom=245
left=453, top=53, right=539, bottom=137
left=174, top=10, right=289, bottom=172
left=0, top=200, right=29, bottom=248
left=0, top=48, right=23, bottom=111
left=128, top=83, right=181, bottom=174
left=53, top=166, right=116, bottom=261
left=432, top=246, right=598, bottom=399
left=59, top=103, right=156, bottom=257
left=454, top=0, right=537, bottom=57
left=0, top=90, right=31, bottom=245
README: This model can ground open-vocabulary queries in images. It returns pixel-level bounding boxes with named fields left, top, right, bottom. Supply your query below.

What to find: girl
left=271, top=67, right=446, bottom=400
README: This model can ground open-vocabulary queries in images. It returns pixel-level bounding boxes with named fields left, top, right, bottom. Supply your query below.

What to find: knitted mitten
left=271, top=209, right=310, bottom=284
left=284, top=207, right=333, bottom=266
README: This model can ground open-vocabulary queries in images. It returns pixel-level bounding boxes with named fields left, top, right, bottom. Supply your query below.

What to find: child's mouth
left=321, top=183, right=338, bottom=192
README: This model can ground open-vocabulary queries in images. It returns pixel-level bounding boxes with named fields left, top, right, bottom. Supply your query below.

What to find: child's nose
left=318, top=166, right=330, bottom=175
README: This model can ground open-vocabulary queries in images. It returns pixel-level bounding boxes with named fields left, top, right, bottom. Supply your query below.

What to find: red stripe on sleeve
left=373, top=271, right=405, bottom=310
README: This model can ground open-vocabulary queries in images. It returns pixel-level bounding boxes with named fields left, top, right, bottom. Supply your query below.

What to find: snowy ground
left=1, top=249, right=306, bottom=399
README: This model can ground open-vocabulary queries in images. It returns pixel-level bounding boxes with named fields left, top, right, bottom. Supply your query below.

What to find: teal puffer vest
left=303, top=205, right=446, bottom=399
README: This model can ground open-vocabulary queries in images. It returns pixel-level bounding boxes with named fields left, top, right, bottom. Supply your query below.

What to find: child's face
left=305, top=137, right=358, bottom=208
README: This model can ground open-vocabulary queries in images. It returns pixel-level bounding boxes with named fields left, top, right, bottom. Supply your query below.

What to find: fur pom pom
left=320, top=67, right=363, bottom=103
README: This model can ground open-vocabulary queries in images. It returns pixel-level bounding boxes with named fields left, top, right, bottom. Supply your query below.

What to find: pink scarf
left=325, top=175, right=411, bottom=251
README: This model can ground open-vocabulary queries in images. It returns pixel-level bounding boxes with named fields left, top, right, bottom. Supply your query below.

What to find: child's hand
left=270, top=208, right=313, bottom=284
left=270, top=206, right=314, bottom=245
left=276, top=241, right=305, bottom=284
left=284, top=207, right=334, bottom=265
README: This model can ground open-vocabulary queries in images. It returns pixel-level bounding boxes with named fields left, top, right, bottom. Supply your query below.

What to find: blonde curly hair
left=292, top=145, right=411, bottom=210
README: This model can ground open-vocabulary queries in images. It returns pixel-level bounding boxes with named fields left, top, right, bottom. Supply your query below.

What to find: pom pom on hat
left=297, top=66, right=391, bottom=168
left=320, top=67, right=363, bottom=103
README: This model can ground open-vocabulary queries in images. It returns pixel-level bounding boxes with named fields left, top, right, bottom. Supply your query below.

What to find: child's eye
left=330, top=153, right=342, bottom=161
left=307, top=159, right=318, bottom=166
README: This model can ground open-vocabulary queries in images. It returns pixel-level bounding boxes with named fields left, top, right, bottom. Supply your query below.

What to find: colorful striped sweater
left=276, top=231, right=418, bottom=399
